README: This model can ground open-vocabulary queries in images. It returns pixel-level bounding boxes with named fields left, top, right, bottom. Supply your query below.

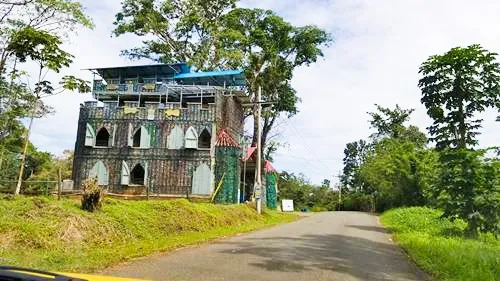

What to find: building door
left=191, top=163, right=211, bottom=195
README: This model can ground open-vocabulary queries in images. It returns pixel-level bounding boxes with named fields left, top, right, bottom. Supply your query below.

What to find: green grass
left=381, top=207, right=500, bottom=281
left=0, top=195, right=297, bottom=272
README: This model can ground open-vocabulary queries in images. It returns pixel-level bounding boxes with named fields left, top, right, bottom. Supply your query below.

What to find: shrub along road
left=104, top=212, right=430, bottom=281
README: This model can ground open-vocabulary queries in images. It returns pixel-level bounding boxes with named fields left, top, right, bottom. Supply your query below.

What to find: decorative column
left=214, top=129, right=241, bottom=204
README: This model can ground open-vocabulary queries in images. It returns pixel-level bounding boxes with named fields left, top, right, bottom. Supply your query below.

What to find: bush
left=342, top=192, right=373, bottom=212
left=311, top=206, right=328, bottom=212
left=81, top=178, right=103, bottom=212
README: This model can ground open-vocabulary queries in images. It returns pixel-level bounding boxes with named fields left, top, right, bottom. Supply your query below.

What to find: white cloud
left=28, top=0, right=500, bottom=185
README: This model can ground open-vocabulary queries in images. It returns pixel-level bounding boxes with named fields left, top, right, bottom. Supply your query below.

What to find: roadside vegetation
left=0, top=196, right=296, bottom=272
left=279, top=45, right=499, bottom=281
left=381, top=207, right=500, bottom=281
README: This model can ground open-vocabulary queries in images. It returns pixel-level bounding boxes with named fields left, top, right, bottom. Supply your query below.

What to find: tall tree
left=218, top=8, right=330, bottom=150
left=113, top=0, right=236, bottom=70
left=341, top=139, right=368, bottom=190
left=0, top=0, right=93, bottom=74
left=368, top=104, right=427, bottom=146
left=113, top=2, right=331, bottom=153
left=0, top=0, right=93, bottom=194
left=418, top=44, right=500, bottom=149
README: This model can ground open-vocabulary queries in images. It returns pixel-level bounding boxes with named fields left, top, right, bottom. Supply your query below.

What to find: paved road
left=103, top=212, right=431, bottom=281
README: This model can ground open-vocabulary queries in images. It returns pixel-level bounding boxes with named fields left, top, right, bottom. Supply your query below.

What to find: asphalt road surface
left=104, top=212, right=431, bottom=281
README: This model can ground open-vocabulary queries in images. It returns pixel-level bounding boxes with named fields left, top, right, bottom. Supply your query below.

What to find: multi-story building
left=72, top=63, right=248, bottom=202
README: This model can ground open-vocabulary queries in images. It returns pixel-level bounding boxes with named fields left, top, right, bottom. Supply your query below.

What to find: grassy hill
left=0, top=196, right=296, bottom=272
left=381, top=207, right=500, bottom=281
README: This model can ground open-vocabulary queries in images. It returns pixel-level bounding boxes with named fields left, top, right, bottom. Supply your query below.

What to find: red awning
left=243, top=146, right=257, bottom=161
left=264, top=160, right=277, bottom=173
left=215, top=129, right=240, bottom=147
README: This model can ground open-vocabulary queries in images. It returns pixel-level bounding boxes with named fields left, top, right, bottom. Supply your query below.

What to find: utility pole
left=255, top=86, right=262, bottom=215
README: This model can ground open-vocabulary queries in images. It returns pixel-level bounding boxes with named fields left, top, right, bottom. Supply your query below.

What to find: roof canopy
left=91, top=63, right=190, bottom=79
left=176, top=69, right=245, bottom=86
left=88, top=63, right=245, bottom=86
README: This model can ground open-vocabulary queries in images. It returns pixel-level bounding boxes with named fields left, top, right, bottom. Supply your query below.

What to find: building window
left=132, top=128, right=141, bottom=148
left=167, top=125, right=184, bottom=149
left=185, top=126, right=198, bottom=149
left=89, top=160, right=108, bottom=185
left=130, top=164, right=145, bottom=185
left=121, top=161, right=130, bottom=185
left=198, top=128, right=211, bottom=149
left=85, top=123, right=95, bottom=147
left=129, top=125, right=151, bottom=148
left=95, top=127, right=110, bottom=147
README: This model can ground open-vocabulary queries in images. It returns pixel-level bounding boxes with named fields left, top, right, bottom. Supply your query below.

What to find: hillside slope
left=0, top=196, right=296, bottom=272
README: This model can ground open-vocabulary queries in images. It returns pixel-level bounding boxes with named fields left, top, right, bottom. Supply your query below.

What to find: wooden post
left=147, top=179, right=151, bottom=200
left=57, top=167, right=62, bottom=200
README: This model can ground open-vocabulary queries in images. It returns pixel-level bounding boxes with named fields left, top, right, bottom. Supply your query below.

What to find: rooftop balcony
left=81, top=101, right=216, bottom=122
left=93, top=80, right=245, bottom=96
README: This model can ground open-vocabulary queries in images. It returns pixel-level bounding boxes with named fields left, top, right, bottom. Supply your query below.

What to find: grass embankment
left=381, top=207, right=499, bottom=281
left=0, top=196, right=297, bottom=272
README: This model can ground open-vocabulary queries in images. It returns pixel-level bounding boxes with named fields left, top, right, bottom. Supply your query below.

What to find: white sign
left=281, top=199, right=294, bottom=212
left=254, top=185, right=262, bottom=199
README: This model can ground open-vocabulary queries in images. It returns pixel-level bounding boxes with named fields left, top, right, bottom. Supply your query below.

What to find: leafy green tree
left=217, top=8, right=331, bottom=149
left=321, top=179, right=330, bottom=188
left=0, top=0, right=93, bottom=194
left=359, top=139, right=439, bottom=211
left=341, top=139, right=368, bottom=190
left=435, top=149, right=499, bottom=237
left=418, top=45, right=500, bottom=149
left=0, top=0, right=93, bottom=74
left=419, top=45, right=500, bottom=237
left=278, top=171, right=338, bottom=211
left=368, top=104, right=427, bottom=145
left=113, top=2, right=331, bottom=152
left=113, top=0, right=237, bottom=69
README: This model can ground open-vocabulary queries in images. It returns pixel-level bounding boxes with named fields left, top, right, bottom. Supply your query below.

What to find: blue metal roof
left=174, top=69, right=245, bottom=86
left=89, top=63, right=245, bottom=86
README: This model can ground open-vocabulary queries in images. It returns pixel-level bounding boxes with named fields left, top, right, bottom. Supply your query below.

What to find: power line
left=287, top=119, right=335, bottom=173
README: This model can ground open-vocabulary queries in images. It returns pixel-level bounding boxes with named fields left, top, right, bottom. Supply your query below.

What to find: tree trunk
left=457, top=101, right=467, bottom=149
left=14, top=113, right=34, bottom=195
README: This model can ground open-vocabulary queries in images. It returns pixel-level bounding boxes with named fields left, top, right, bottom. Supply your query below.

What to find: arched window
left=130, top=164, right=145, bottom=185
left=198, top=128, right=211, bottom=149
left=185, top=126, right=198, bottom=149
left=84, top=123, right=95, bottom=146
left=132, top=128, right=141, bottom=147
left=121, top=161, right=130, bottom=185
left=129, top=125, right=151, bottom=148
left=95, top=127, right=110, bottom=147
left=89, top=160, right=108, bottom=185
left=167, top=125, right=184, bottom=149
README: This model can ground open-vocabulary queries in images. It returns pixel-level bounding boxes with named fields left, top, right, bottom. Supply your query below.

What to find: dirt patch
left=0, top=232, right=16, bottom=249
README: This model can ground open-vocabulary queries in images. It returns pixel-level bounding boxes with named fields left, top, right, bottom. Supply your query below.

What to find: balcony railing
left=81, top=103, right=216, bottom=122
left=93, top=81, right=174, bottom=94
left=92, top=81, right=245, bottom=97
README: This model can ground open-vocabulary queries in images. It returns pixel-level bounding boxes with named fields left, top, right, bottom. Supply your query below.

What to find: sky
left=27, top=0, right=499, bottom=186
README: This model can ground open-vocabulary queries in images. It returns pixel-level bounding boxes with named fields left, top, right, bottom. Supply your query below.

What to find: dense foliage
left=418, top=45, right=500, bottom=149
left=0, top=1, right=92, bottom=194
left=417, top=45, right=500, bottom=237
left=335, top=45, right=500, bottom=238
left=277, top=172, right=338, bottom=211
